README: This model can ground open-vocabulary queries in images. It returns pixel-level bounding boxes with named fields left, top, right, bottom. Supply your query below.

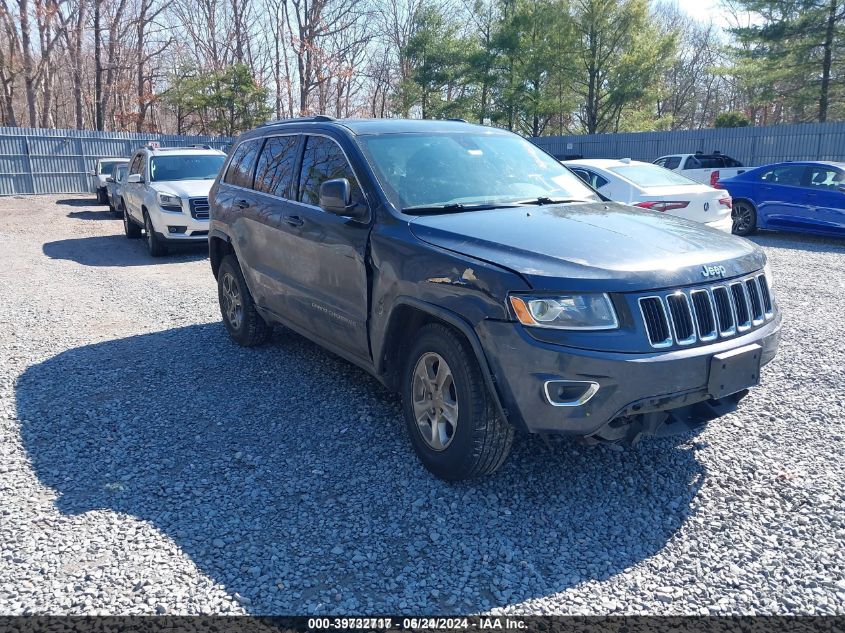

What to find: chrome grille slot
left=638, top=271, right=774, bottom=349
left=730, top=282, right=751, bottom=330
left=757, top=274, right=773, bottom=314
left=638, top=297, right=672, bottom=348
left=189, top=197, right=210, bottom=220
left=666, top=292, right=696, bottom=345
left=712, top=286, right=736, bottom=336
left=690, top=289, right=717, bottom=341
left=746, top=278, right=764, bottom=323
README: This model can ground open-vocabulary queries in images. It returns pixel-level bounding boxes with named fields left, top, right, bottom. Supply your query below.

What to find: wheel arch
left=209, top=229, right=234, bottom=279
left=377, top=298, right=511, bottom=428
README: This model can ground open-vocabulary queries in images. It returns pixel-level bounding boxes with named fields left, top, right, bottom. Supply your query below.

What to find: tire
left=96, top=188, right=107, bottom=205
left=123, top=203, right=141, bottom=239
left=108, top=196, right=115, bottom=213
left=401, top=323, right=514, bottom=480
left=113, top=198, right=123, bottom=218
left=732, top=200, right=757, bottom=236
left=217, top=255, right=273, bottom=346
left=143, top=210, right=168, bottom=257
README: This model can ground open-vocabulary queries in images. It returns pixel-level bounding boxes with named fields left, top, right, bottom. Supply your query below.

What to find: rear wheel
left=401, top=323, right=513, bottom=480
left=143, top=210, right=168, bottom=257
left=218, top=255, right=273, bottom=346
left=732, top=200, right=757, bottom=236
left=123, top=203, right=141, bottom=239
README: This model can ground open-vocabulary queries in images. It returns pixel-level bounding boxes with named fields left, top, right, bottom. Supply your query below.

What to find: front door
left=281, top=134, right=372, bottom=361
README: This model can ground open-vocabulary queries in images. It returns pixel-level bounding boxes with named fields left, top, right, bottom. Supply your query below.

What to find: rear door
left=282, top=134, right=372, bottom=361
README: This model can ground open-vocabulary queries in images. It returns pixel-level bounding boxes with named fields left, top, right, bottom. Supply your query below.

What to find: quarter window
left=224, top=140, right=261, bottom=188
left=254, top=135, right=299, bottom=198
left=298, top=136, right=362, bottom=206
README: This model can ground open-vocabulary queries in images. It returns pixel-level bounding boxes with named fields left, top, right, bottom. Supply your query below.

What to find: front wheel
left=217, top=255, right=273, bottom=346
left=732, top=200, right=757, bottom=236
left=143, top=211, right=168, bottom=257
left=123, top=203, right=141, bottom=239
left=96, top=188, right=107, bottom=205
left=402, top=323, right=514, bottom=480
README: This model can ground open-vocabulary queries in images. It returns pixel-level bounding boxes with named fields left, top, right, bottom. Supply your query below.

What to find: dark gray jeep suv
left=208, top=117, right=781, bottom=480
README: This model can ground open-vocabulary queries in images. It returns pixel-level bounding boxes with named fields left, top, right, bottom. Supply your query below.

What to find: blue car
left=717, top=161, right=845, bottom=237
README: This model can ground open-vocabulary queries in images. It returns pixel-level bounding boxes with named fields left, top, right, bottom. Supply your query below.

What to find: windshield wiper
left=514, top=197, right=591, bottom=206
left=402, top=202, right=520, bottom=215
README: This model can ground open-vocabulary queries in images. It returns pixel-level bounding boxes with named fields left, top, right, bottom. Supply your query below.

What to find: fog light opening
left=543, top=380, right=599, bottom=407
left=167, top=226, right=187, bottom=234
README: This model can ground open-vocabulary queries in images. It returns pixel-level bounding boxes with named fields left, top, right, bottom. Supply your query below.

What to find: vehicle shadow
left=57, top=198, right=99, bottom=207
left=16, top=323, right=704, bottom=614
left=748, top=231, right=845, bottom=253
left=66, top=210, right=117, bottom=221
left=43, top=235, right=207, bottom=266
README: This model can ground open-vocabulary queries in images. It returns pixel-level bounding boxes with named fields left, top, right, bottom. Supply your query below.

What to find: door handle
left=235, top=199, right=250, bottom=210
left=283, top=214, right=304, bottom=227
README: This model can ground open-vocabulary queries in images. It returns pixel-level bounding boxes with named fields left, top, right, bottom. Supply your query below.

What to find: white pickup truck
left=653, top=152, right=747, bottom=187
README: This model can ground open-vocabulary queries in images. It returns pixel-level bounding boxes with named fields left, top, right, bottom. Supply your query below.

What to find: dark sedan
left=716, top=161, right=845, bottom=237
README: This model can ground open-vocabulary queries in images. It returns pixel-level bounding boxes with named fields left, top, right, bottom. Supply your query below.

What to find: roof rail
left=189, top=144, right=213, bottom=150
left=259, top=114, right=336, bottom=127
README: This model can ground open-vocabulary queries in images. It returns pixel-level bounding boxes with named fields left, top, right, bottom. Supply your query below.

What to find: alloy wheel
left=732, top=202, right=753, bottom=233
left=411, top=352, right=458, bottom=451
left=221, top=272, right=244, bottom=330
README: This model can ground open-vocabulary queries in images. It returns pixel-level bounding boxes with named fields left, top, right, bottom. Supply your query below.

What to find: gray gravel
left=0, top=195, right=843, bottom=616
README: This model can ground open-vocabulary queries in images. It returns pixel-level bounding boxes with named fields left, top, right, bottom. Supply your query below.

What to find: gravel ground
left=0, top=194, right=843, bottom=616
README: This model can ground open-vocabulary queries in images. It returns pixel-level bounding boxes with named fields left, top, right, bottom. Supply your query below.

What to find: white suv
left=121, top=145, right=227, bottom=256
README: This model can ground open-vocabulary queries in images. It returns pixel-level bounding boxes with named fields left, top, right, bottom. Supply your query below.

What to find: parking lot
left=0, top=194, right=843, bottom=615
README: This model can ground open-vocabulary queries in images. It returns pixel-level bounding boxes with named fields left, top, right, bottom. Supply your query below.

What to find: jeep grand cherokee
left=207, top=117, right=781, bottom=481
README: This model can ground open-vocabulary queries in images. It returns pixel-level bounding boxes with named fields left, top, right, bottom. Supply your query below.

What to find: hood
left=150, top=179, right=214, bottom=199
left=408, top=202, right=765, bottom=292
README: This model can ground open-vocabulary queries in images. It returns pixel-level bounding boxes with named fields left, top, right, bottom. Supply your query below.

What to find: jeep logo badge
left=701, top=264, right=726, bottom=278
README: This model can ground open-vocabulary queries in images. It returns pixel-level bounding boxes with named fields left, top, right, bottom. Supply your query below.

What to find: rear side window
left=570, top=168, right=607, bottom=189
left=760, top=165, right=805, bottom=186
left=298, top=136, right=362, bottom=206
left=254, top=135, right=299, bottom=198
left=224, top=140, right=261, bottom=188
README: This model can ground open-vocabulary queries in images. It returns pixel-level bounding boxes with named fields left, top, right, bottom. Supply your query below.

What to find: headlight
left=509, top=293, right=619, bottom=330
left=763, top=262, right=774, bottom=290
left=157, top=192, right=183, bottom=212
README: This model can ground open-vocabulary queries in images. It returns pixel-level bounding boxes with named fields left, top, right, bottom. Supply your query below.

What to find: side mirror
left=89, top=170, right=96, bottom=177
left=319, top=178, right=367, bottom=220
left=106, top=176, right=114, bottom=183
left=127, top=173, right=142, bottom=184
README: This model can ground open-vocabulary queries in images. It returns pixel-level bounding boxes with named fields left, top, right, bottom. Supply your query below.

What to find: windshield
left=98, top=160, right=126, bottom=175
left=356, top=132, right=599, bottom=210
left=149, top=154, right=226, bottom=182
left=611, top=164, right=699, bottom=187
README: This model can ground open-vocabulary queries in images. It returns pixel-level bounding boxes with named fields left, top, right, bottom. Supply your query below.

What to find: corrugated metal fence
left=0, top=127, right=232, bottom=195
left=531, top=121, right=845, bottom=166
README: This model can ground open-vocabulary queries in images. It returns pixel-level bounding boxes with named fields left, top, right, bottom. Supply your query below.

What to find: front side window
left=114, top=165, right=127, bottom=181
left=806, top=166, right=844, bottom=190
left=609, top=164, right=699, bottom=187
left=223, top=141, right=261, bottom=188
left=571, top=168, right=607, bottom=190
left=664, top=156, right=682, bottom=170
left=298, top=136, right=362, bottom=206
left=128, top=154, right=143, bottom=176
left=150, top=154, right=226, bottom=182
left=254, top=135, right=299, bottom=198
left=357, top=132, right=598, bottom=210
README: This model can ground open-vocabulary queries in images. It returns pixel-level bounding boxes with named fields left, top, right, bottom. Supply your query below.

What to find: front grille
left=639, top=272, right=774, bottom=349
left=189, top=197, right=210, bottom=220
